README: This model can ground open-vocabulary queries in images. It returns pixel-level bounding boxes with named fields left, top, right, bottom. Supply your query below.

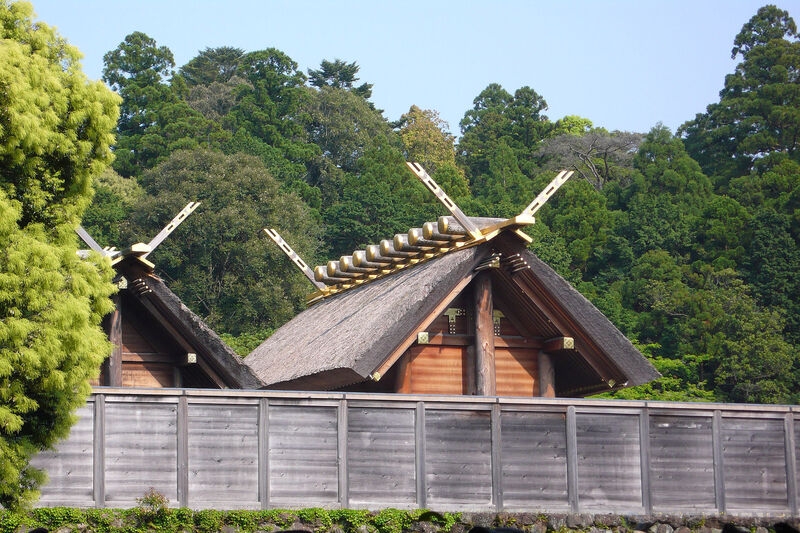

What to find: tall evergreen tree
left=0, top=0, right=118, bottom=508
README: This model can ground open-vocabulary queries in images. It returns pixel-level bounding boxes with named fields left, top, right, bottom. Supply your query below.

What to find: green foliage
left=679, top=5, right=800, bottom=179
left=0, top=0, right=118, bottom=509
left=130, top=149, right=321, bottom=336
left=0, top=507, right=464, bottom=533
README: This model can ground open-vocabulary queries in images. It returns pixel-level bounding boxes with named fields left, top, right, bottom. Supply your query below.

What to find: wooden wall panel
left=122, top=363, right=175, bottom=388
left=268, top=404, right=339, bottom=505
left=425, top=409, right=492, bottom=507
left=649, top=414, right=716, bottom=511
left=104, top=401, right=178, bottom=506
left=347, top=405, right=416, bottom=506
left=576, top=413, right=643, bottom=511
left=187, top=403, right=259, bottom=508
left=723, top=416, right=789, bottom=512
left=495, top=348, right=538, bottom=397
left=501, top=410, right=568, bottom=509
left=401, top=346, right=467, bottom=395
left=31, top=404, right=94, bottom=506
left=795, top=420, right=800, bottom=514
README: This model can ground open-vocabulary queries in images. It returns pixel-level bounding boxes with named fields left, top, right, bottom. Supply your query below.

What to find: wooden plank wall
left=30, top=390, right=800, bottom=517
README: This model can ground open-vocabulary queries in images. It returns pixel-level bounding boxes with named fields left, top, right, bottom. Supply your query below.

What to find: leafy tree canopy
left=0, top=0, right=118, bottom=508
left=308, top=58, right=373, bottom=100
left=130, top=149, right=322, bottom=336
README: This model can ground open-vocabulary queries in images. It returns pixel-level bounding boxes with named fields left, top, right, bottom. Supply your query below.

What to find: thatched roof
left=246, top=225, right=660, bottom=394
left=246, top=244, right=489, bottom=389
left=116, top=256, right=263, bottom=389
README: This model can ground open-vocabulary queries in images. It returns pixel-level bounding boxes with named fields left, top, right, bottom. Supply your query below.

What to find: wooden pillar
left=538, top=351, right=556, bottom=397
left=105, top=293, right=123, bottom=387
left=473, top=273, right=496, bottom=396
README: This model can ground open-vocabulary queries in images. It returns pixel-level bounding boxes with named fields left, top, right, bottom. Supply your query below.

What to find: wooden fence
left=32, top=388, right=800, bottom=516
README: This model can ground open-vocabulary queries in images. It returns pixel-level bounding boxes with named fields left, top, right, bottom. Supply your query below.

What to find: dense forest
left=82, top=5, right=799, bottom=405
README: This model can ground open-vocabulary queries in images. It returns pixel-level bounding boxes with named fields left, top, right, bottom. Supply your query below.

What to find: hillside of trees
left=81, top=6, right=800, bottom=405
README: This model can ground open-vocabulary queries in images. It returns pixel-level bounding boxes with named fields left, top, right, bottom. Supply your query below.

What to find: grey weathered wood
left=177, top=395, right=188, bottom=507
left=258, top=398, right=269, bottom=509
left=33, top=390, right=800, bottom=517
left=31, top=401, right=97, bottom=507
left=425, top=408, right=492, bottom=507
left=103, top=399, right=178, bottom=506
left=722, top=415, right=789, bottom=513
left=267, top=404, right=338, bottom=506
left=416, top=402, right=427, bottom=508
left=491, top=404, right=502, bottom=511
left=566, top=405, right=579, bottom=513
left=713, top=410, right=726, bottom=513
left=347, top=404, right=416, bottom=506
left=338, top=399, right=349, bottom=508
left=784, top=413, right=797, bottom=517
left=94, top=396, right=105, bottom=507
left=649, top=413, right=716, bottom=511
left=501, top=409, right=568, bottom=511
left=575, top=412, right=643, bottom=512
left=639, top=408, right=652, bottom=515
left=186, top=401, right=259, bottom=509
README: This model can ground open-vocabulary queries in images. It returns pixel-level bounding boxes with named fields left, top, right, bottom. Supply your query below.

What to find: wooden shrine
left=78, top=205, right=260, bottom=389
left=246, top=165, right=659, bottom=397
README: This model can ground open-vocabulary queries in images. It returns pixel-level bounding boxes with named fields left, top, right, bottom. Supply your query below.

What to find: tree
left=178, top=46, right=244, bottom=87
left=303, top=85, right=392, bottom=174
left=458, top=83, right=550, bottom=180
left=102, top=32, right=177, bottom=176
left=679, top=5, right=800, bottom=180
left=308, top=58, right=373, bottom=100
left=0, top=0, right=118, bottom=508
left=537, top=129, right=643, bottom=190
left=396, top=105, right=458, bottom=174
left=130, top=149, right=321, bottom=336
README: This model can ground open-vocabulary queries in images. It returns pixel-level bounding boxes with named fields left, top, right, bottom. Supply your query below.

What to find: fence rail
left=32, top=388, right=800, bottom=516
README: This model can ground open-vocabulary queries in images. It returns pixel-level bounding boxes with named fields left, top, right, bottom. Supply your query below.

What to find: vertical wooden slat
left=566, top=405, right=579, bottom=513
left=491, top=403, right=503, bottom=511
left=93, top=394, right=105, bottom=508
left=177, top=395, right=189, bottom=508
left=784, top=413, right=798, bottom=517
left=338, top=399, right=349, bottom=508
left=640, top=408, right=652, bottom=514
left=259, top=398, right=269, bottom=509
left=415, top=401, right=427, bottom=508
left=538, top=351, right=555, bottom=397
left=713, top=410, right=726, bottom=514
left=474, top=273, right=496, bottom=396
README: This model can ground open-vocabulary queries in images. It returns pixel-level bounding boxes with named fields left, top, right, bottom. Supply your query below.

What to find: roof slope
left=512, top=247, right=660, bottom=388
left=119, top=259, right=264, bottom=389
left=245, top=232, right=660, bottom=392
left=246, top=245, right=489, bottom=389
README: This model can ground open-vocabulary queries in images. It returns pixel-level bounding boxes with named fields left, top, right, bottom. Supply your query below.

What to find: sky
left=28, top=0, right=782, bottom=137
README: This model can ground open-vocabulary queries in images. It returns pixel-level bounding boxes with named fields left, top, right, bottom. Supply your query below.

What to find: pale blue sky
left=30, top=1, right=779, bottom=137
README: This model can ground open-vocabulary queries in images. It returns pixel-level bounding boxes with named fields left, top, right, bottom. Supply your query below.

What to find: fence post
left=176, top=395, right=189, bottom=508
left=338, top=398, right=349, bottom=508
left=566, top=405, right=579, bottom=513
left=491, top=403, right=503, bottom=511
left=259, top=398, right=270, bottom=509
left=712, top=410, right=726, bottom=514
left=93, top=394, right=105, bottom=508
left=639, top=407, right=652, bottom=514
left=785, top=412, right=797, bottom=517
left=415, top=401, right=427, bottom=508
